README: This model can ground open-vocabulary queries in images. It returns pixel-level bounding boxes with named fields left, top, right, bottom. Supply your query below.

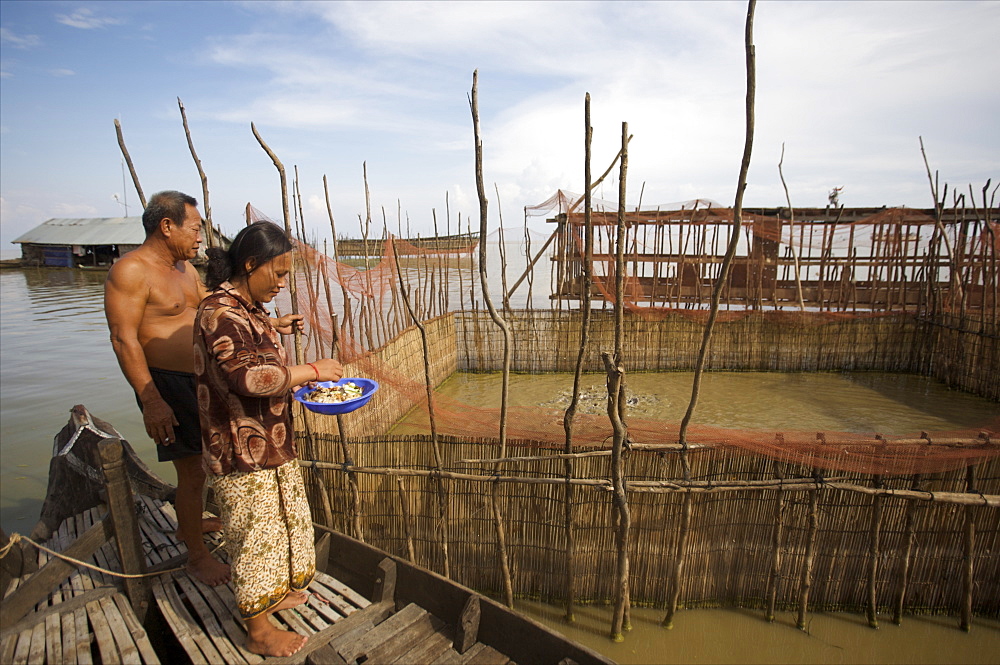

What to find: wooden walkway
left=3, top=496, right=533, bottom=665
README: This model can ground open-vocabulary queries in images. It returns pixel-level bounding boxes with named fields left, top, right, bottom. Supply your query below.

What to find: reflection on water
left=0, top=268, right=167, bottom=535
left=393, top=371, right=999, bottom=437
left=516, top=601, right=1000, bottom=665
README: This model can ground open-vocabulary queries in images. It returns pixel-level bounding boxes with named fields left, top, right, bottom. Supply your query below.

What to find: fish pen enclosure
left=268, top=199, right=999, bottom=632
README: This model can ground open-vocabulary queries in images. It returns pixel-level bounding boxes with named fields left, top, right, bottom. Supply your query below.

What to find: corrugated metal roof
left=13, top=217, right=147, bottom=246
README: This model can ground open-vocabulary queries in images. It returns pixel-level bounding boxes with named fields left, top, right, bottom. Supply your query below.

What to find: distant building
left=12, top=217, right=229, bottom=268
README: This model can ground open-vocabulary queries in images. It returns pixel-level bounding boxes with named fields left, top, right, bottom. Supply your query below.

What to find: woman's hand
left=272, top=314, right=304, bottom=335
left=311, top=358, right=344, bottom=382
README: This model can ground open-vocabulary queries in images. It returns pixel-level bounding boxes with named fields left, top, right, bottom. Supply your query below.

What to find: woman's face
left=246, top=251, right=292, bottom=303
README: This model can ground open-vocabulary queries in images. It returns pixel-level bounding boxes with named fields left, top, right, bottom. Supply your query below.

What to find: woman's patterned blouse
left=194, top=282, right=297, bottom=475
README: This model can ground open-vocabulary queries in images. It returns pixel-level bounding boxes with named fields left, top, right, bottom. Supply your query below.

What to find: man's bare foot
left=271, top=591, right=308, bottom=612
left=187, top=553, right=231, bottom=586
left=201, top=516, right=223, bottom=533
left=245, top=622, right=307, bottom=658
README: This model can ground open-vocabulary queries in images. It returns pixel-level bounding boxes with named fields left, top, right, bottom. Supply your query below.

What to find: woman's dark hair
left=142, top=190, right=198, bottom=235
left=205, top=221, right=293, bottom=290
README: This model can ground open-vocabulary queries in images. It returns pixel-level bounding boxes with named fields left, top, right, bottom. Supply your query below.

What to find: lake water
left=1, top=265, right=998, bottom=663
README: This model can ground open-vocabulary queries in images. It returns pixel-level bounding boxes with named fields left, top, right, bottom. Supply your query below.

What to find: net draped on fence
left=248, top=200, right=999, bottom=479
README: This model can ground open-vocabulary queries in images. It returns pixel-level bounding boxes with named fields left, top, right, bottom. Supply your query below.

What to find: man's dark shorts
left=136, top=368, right=203, bottom=463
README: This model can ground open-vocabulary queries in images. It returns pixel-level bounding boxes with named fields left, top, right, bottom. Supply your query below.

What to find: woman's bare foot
left=271, top=591, right=308, bottom=612
left=245, top=617, right=307, bottom=657
left=186, top=552, right=231, bottom=586
left=201, top=516, right=223, bottom=533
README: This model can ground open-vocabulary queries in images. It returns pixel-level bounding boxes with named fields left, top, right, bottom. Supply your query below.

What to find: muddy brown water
left=2, top=266, right=998, bottom=664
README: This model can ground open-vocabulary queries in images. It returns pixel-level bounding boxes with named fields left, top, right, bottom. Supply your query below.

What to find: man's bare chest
left=146, top=274, right=200, bottom=318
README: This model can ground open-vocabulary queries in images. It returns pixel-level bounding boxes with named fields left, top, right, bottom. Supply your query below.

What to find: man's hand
left=273, top=314, right=305, bottom=336
left=142, top=396, right=179, bottom=446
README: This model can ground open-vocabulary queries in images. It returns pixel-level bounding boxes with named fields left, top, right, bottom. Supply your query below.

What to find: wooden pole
left=797, top=474, right=819, bottom=631
left=393, top=239, right=450, bottom=576
left=470, top=69, right=515, bottom=608
left=561, top=92, right=595, bottom=623
left=960, top=464, right=976, bottom=632
left=177, top=97, right=213, bottom=249
left=892, top=473, right=921, bottom=625
left=677, top=0, right=757, bottom=460
left=606, top=119, right=632, bottom=642
left=765, top=457, right=786, bottom=622
left=113, top=118, right=146, bottom=209
left=98, top=438, right=150, bottom=621
left=778, top=143, right=805, bottom=310
left=867, top=474, right=883, bottom=629
left=251, top=122, right=303, bottom=364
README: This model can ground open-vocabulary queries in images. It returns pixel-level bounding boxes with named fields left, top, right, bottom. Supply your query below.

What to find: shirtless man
left=104, top=190, right=231, bottom=586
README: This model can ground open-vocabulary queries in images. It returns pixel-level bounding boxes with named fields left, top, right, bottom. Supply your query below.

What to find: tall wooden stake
left=251, top=122, right=303, bottom=364
left=113, top=118, right=146, bottom=209
left=470, top=69, right=515, bottom=607
left=177, top=97, right=214, bottom=249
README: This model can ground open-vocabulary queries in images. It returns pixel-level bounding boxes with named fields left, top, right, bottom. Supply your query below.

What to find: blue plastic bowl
left=294, top=378, right=379, bottom=415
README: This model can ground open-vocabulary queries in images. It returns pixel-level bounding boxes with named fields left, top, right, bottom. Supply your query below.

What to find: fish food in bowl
left=293, top=378, right=379, bottom=415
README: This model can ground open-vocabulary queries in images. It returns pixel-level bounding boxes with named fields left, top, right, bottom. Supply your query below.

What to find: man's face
left=167, top=203, right=204, bottom=261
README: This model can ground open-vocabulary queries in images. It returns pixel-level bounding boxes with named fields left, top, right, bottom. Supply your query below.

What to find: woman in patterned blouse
left=194, top=220, right=343, bottom=658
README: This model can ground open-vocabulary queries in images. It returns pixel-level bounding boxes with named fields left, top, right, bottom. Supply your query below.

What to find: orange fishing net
left=250, top=202, right=999, bottom=478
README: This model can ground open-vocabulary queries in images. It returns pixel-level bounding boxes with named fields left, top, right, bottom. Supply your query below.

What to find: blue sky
left=2, top=1, right=998, bottom=253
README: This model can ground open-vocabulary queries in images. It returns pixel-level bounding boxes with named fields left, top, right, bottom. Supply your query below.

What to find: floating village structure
left=10, top=217, right=229, bottom=268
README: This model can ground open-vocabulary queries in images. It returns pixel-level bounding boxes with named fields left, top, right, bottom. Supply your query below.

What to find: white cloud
left=55, top=8, right=123, bottom=30
left=49, top=68, right=75, bottom=77
left=0, top=27, right=41, bottom=48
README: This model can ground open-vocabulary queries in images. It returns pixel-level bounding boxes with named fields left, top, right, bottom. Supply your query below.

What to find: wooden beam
left=98, top=438, right=150, bottom=622
left=0, top=516, right=112, bottom=626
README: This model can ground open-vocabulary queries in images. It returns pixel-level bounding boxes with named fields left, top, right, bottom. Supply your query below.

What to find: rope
left=0, top=532, right=225, bottom=579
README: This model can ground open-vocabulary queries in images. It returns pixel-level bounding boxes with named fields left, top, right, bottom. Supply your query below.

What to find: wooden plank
left=98, top=595, right=141, bottom=664
left=85, top=599, right=120, bottom=665
left=314, top=571, right=370, bottom=609
left=26, top=621, right=46, bottom=665
left=172, top=574, right=250, bottom=665
left=61, top=608, right=77, bottom=665
left=365, top=608, right=444, bottom=664
left=155, top=577, right=225, bottom=665
left=389, top=627, right=453, bottom=665
left=308, top=584, right=358, bottom=618
left=274, top=607, right=313, bottom=639
left=430, top=646, right=464, bottom=665
left=338, top=603, right=426, bottom=663
left=45, top=611, right=63, bottom=665
left=305, top=590, right=345, bottom=625
left=305, top=644, right=349, bottom=665
left=0, top=516, right=112, bottom=626
left=174, top=577, right=262, bottom=665
left=285, top=598, right=327, bottom=632
left=1, top=632, right=20, bottom=665
left=51, top=518, right=77, bottom=665
left=151, top=579, right=205, bottom=665
left=72, top=606, right=93, bottom=665
left=464, top=643, right=511, bottom=665
left=110, top=592, right=160, bottom=665
left=10, top=629, right=31, bottom=665
left=267, top=600, right=393, bottom=665
left=0, top=587, right=116, bottom=640
left=67, top=519, right=94, bottom=665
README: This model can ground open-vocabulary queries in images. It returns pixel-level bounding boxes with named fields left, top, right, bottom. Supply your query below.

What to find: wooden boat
left=0, top=405, right=615, bottom=665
